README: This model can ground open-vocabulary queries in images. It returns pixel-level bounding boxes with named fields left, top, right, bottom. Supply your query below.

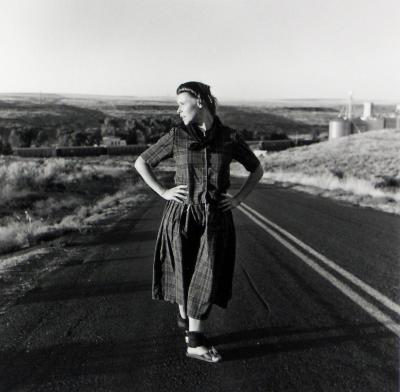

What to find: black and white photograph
left=0, top=0, right=399, bottom=390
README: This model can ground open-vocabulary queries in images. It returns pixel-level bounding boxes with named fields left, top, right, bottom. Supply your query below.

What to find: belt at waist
left=174, top=200, right=222, bottom=233
left=181, top=201, right=220, bottom=206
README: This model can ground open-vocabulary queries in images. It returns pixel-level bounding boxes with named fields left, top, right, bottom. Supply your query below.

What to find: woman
left=134, top=81, right=264, bottom=363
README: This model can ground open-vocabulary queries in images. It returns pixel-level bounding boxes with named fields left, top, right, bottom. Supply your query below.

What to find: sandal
left=185, top=330, right=222, bottom=363
left=177, top=313, right=189, bottom=329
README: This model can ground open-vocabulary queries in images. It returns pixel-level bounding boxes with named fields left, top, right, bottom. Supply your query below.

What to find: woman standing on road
left=134, top=81, right=264, bottom=363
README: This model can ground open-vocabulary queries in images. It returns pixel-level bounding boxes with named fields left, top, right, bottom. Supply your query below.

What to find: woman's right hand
left=160, top=185, right=188, bottom=203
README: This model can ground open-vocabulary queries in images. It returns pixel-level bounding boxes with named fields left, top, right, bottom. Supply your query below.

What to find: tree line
left=0, top=114, right=291, bottom=155
left=0, top=116, right=180, bottom=153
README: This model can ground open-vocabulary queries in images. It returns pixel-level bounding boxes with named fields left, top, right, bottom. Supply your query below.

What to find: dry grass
left=0, top=155, right=151, bottom=254
left=232, top=128, right=400, bottom=215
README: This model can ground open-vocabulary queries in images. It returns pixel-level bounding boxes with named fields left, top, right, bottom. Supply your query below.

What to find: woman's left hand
left=218, top=193, right=242, bottom=212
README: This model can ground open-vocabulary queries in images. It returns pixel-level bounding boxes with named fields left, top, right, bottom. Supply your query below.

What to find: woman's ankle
left=188, top=316, right=204, bottom=332
left=178, top=305, right=187, bottom=319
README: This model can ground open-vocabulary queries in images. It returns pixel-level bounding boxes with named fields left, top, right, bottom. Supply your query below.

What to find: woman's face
left=176, top=92, right=200, bottom=125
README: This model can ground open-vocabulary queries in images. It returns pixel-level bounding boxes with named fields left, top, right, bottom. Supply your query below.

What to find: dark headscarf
left=176, top=81, right=215, bottom=114
left=176, top=81, right=220, bottom=150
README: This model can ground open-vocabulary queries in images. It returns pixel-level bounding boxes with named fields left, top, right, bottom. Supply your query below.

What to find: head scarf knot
left=185, top=115, right=222, bottom=150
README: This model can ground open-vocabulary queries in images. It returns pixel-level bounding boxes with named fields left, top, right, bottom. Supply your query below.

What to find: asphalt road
left=0, top=175, right=399, bottom=391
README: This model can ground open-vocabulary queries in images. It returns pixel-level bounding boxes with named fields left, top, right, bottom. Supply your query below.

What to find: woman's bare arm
left=134, top=156, right=188, bottom=203
left=134, top=156, right=167, bottom=197
left=233, top=163, right=264, bottom=203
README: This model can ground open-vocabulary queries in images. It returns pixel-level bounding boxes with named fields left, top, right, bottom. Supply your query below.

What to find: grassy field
left=231, top=128, right=400, bottom=215
left=0, top=154, right=157, bottom=255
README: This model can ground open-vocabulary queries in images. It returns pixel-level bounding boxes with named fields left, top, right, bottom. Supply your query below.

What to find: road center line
left=239, top=202, right=400, bottom=318
left=237, top=203, right=400, bottom=338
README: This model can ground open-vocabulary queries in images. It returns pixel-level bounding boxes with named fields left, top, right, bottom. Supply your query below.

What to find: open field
left=231, top=128, right=400, bottom=215
left=1, top=94, right=397, bottom=151
left=0, top=94, right=338, bottom=144
left=0, top=154, right=157, bottom=255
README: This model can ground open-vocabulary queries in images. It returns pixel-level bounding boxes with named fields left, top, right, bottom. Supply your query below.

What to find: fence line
left=13, top=145, right=149, bottom=158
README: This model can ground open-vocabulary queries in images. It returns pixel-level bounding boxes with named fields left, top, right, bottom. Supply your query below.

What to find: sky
left=1, top=0, right=399, bottom=102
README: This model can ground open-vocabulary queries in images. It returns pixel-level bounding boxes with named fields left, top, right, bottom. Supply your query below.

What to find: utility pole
left=347, top=90, right=353, bottom=120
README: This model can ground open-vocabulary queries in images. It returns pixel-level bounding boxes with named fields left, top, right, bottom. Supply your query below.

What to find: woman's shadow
left=209, top=322, right=394, bottom=363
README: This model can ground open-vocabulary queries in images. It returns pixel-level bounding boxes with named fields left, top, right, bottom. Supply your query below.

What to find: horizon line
left=0, top=91, right=398, bottom=104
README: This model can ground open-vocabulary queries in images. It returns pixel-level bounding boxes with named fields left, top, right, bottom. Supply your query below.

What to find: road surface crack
left=239, top=262, right=272, bottom=317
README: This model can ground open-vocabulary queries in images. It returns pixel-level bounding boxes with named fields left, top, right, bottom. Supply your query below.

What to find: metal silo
left=362, top=102, right=373, bottom=119
left=365, top=117, right=385, bottom=131
left=329, top=119, right=351, bottom=140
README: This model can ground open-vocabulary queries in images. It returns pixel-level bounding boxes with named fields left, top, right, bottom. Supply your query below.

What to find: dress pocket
left=163, top=200, right=185, bottom=234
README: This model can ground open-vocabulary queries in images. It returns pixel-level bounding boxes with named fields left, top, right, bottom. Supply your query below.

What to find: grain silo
left=365, top=117, right=385, bottom=131
left=384, top=117, right=397, bottom=128
left=362, top=102, right=373, bottom=119
left=329, top=118, right=351, bottom=140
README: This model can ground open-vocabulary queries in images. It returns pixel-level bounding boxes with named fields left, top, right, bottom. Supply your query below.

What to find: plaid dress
left=139, top=119, right=260, bottom=320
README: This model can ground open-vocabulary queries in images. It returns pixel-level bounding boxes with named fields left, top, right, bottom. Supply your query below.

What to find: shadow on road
left=64, top=229, right=156, bottom=247
left=15, top=280, right=153, bottom=305
left=1, top=321, right=396, bottom=391
left=213, top=322, right=395, bottom=377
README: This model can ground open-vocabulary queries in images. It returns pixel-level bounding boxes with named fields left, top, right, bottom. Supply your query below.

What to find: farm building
left=329, top=101, right=400, bottom=140
left=101, top=136, right=127, bottom=147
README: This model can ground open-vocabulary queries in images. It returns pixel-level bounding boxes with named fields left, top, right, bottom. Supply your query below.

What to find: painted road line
left=239, top=202, right=400, bottom=318
left=237, top=204, right=400, bottom=338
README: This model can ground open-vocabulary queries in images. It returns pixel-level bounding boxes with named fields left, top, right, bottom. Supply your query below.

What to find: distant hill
left=1, top=93, right=395, bottom=149
left=0, top=101, right=105, bottom=147
left=0, top=102, right=104, bottom=127
left=247, top=128, right=400, bottom=215
left=217, top=105, right=326, bottom=135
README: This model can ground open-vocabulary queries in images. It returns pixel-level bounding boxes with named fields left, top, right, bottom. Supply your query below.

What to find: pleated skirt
left=152, top=199, right=236, bottom=320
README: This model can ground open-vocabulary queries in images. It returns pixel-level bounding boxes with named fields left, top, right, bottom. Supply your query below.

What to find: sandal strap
left=185, top=331, right=210, bottom=348
left=186, top=346, right=221, bottom=362
left=208, top=346, right=219, bottom=356
left=207, top=347, right=221, bottom=361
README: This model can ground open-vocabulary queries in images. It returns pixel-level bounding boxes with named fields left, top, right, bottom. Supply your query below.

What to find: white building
left=102, top=136, right=127, bottom=147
